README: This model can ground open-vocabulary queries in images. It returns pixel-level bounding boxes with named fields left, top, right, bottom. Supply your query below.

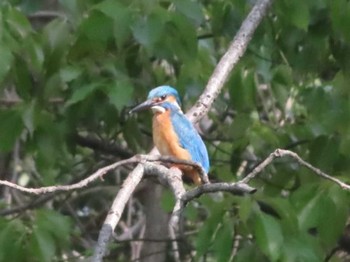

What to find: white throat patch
left=151, top=106, right=166, bottom=114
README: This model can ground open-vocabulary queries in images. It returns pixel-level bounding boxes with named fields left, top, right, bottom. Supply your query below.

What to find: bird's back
left=170, top=110, right=210, bottom=174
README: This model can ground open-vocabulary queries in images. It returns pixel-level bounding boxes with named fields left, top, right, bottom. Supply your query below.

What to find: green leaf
left=0, top=220, right=26, bottom=262
left=196, top=207, right=225, bottom=257
left=4, top=6, right=32, bottom=39
left=174, top=0, right=205, bottom=26
left=254, top=213, right=283, bottom=261
left=13, top=56, right=33, bottom=100
left=132, top=11, right=166, bottom=49
left=79, top=11, right=113, bottom=43
left=330, top=0, right=350, bottom=42
left=107, top=80, right=133, bottom=111
left=235, top=244, right=268, bottom=262
left=282, top=236, right=322, bottom=262
left=21, top=101, right=36, bottom=135
left=318, top=185, right=348, bottom=248
left=164, top=13, right=197, bottom=61
left=212, top=218, right=233, bottom=262
left=60, top=65, right=83, bottom=83
left=65, top=83, right=100, bottom=106
left=0, top=109, right=24, bottom=152
left=238, top=196, right=254, bottom=223
left=36, top=209, right=71, bottom=247
left=24, top=36, right=45, bottom=73
left=278, top=0, right=310, bottom=31
left=30, top=226, right=56, bottom=262
left=291, top=184, right=322, bottom=231
left=0, top=45, right=13, bottom=84
left=94, top=0, right=132, bottom=47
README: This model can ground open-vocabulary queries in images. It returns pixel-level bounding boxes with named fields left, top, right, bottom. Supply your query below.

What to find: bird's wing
left=170, top=111, right=210, bottom=173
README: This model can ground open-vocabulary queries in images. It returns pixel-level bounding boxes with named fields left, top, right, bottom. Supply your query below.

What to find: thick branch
left=187, top=0, right=274, bottom=122
left=75, top=134, right=133, bottom=158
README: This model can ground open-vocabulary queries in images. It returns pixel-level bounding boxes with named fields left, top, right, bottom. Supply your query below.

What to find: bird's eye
left=160, top=95, right=167, bottom=100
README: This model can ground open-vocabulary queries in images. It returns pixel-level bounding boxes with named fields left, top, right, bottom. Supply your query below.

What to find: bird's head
left=129, top=85, right=182, bottom=114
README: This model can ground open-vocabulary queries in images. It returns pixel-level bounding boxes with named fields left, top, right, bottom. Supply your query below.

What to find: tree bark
left=139, top=181, right=169, bottom=262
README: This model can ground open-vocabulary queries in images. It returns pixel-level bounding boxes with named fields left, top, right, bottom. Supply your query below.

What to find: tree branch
left=187, top=0, right=274, bottom=122
left=75, top=134, right=133, bottom=159
left=240, top=149, right=350, bottom=190
left=0, top=155, right=208, bottom=195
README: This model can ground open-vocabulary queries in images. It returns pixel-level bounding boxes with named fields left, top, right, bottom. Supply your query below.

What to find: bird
left=129, top=85, right=209, bottom=185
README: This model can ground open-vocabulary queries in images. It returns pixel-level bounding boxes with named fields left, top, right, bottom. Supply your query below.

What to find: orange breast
left=152, top=111, right=202, bottom=185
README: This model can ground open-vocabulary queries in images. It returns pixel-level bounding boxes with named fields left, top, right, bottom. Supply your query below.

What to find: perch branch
left=0, top=155, right=208, bottom=195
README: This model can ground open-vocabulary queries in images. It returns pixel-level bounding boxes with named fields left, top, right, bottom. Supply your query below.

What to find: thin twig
left=241, top=149, right=350, bottom=190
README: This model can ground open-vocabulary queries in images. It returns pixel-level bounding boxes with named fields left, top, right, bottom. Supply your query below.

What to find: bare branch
left=0, top=157, right=139, bottom=195
left=75, top=134, right=133, bottom=159
left=0, top=155, right=207, bottom=196
left=241, top=149, right=350, bottom=190
left=182, top=182, right=256, bottom=204
left=187, top=0, right=274, bottom=122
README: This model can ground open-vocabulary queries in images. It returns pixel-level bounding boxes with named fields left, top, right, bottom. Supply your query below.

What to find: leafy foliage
left=0, top=0, right=350, bottom=261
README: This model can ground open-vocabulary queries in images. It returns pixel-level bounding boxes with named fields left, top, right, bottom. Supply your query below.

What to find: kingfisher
left=130, top=85, right=210, bottom=185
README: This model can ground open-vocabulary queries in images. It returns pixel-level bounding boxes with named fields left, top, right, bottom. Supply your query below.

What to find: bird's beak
left=129, top=99, right=155, bottom=114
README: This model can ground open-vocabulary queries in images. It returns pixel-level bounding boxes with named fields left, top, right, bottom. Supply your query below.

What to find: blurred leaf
left=278, top=0, right=310, bottom=30
left=212, top=218, right=233, bottom=262
left=309, top=136, right=339, bottom=172
left=235, top=244, right=268, bottom=262
left=24, top=36, right=45, bottom=73
left=282, top=236, right=322, bottom=262
left=318, top=185, right=348, bottom=248
left=132, top=11, right=166, bottom=49
left=196, top=207, right=225, bottom=257
left=65, top=83, right=100, bottom=106
left=4, top=6, right=32, bottom=39
left=30, top=226, right=56, bottom=262
left=94, top=0, right=132, bottom=47
left=36, top=209, right=71, bottom=247
left=0, top=220, right=26, bottom=262
left=174, top=0, right=205, bottom=26
left=238, top=196, right=254, bottom=223
left=79, top=11, right=113, bottom=43
left=60, top=65, right=83, bottom=83
left=21, top=101, right=36, bottom=135
left=330, top=0, right=350, bottom=42
left=0, top=109, right=23, bottom=152
left=254, top=212, right=283, bottom=261
left=164, top=13, right=197, bottom=61
left=13, top=56, right=33, bottom=100
left=106, top=80, right=133, bottom=111
left=0, top=45, right=13, bottom=84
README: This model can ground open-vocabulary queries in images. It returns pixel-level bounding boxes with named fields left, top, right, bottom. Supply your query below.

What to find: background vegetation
left=0, top=0, right=350, bottom=261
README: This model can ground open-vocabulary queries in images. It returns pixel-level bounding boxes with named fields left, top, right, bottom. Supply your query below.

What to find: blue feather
left=162, top=102, right=210, bottom=173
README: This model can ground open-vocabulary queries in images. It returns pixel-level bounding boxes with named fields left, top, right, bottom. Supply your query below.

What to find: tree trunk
left=139, top=181, right=169, bottom=262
